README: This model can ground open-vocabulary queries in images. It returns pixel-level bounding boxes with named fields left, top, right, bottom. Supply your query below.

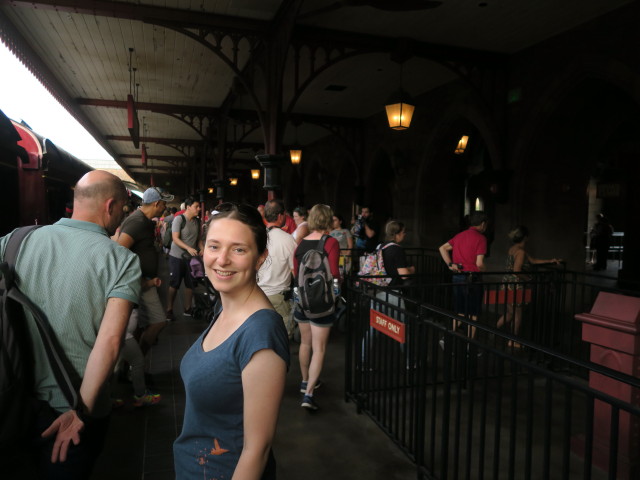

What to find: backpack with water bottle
left=296, top=235, right=336, bottom=319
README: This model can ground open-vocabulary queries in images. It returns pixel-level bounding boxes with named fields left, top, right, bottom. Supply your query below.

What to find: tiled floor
left=90, top=260, right=416, bottom=480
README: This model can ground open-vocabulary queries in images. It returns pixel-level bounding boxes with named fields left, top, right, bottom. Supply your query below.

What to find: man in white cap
left=116, top=187, right=174, bottom=361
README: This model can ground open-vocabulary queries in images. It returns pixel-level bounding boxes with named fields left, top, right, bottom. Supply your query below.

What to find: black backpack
left=297, top=235, right=336, bottom=319
left=0, top=226, right=78, bottom=451
left=162, top=214, right=199, bottom=249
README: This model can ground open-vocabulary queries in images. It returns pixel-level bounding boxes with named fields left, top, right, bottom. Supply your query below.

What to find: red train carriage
left=0, top=108, right=92, bottom=235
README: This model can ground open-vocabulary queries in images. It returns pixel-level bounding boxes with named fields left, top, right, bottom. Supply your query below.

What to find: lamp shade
left=290, top=149, right=302, bottom=165
left=251, top=169, right=260, bottom=179
left=385, top=89, right=415, bottom=130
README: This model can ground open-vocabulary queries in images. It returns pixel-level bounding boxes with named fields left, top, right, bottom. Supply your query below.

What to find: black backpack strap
left=1, top=226, right=78, bottom=410
left=316, top=234, right=328, bottom=254
left=3, top=225, right=42, bottom=273
left=6, top=286, right=78, bottom=410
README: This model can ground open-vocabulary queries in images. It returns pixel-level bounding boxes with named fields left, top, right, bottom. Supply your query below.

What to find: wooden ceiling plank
left=39, top=11, right=86, bottom=99
left=71, top=14, right=110, bottom=100
left=162, top=22, right=175, bottom=105
left=132, top=22, right=149, bottom=106
left=96, top=16, right=127, bottom=101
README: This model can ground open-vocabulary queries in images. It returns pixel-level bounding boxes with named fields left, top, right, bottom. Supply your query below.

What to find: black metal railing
left=344, top=246, right=639, bottom=363
left=345, top=280, right=640, bottom=479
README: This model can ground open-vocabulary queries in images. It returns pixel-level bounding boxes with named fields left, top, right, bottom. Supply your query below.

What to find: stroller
left=188, top=256, right=218, bottom=323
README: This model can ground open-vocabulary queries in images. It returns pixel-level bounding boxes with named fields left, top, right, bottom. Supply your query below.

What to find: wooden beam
left=3, top=0, right=271, bottom=35
left=293, top=26, right=506, bottom=66
left=77, top=98, right=219, bottom=116
left=108, top=135, right=264, bottom=151
left=120, top=154, right=188, bottom=162
left=78, top=98, right=362, bottom=126
left=106, top=135, right=202, bottom=146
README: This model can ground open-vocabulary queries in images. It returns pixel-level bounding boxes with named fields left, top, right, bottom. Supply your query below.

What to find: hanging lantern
left=290, top=149, right=302, bottom=165
left=251, top=169, right=260, bottom=180
left=229, top=177, right=238, bottom=186
left=454, top=135, right=469, bottom=154
left=208, top=187, right=214, bottom=194
left=385, top=91, right=415, bottom=130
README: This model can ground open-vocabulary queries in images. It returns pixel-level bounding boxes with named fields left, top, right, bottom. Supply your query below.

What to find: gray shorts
left=137, top=287, right=167, bottom=327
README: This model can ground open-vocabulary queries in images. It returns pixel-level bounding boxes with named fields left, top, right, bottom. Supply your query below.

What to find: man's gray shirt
left=169, top=214, right=200, bottom=258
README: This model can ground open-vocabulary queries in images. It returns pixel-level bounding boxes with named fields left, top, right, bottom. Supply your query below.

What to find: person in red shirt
left=438, top=211, right=488, bottom=339
left=282, top=211, right=297, bottom=234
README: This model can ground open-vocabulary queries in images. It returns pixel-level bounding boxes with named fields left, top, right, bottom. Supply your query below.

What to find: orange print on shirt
left=210, top=438, right=229, bottom=456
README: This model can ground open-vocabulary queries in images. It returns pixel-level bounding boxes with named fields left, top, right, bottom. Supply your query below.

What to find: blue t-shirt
left=174, top=308, right=290, bottom=479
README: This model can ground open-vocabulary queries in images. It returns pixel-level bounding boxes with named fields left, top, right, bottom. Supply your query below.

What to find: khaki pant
left=268, top=293, right=293, bottom=336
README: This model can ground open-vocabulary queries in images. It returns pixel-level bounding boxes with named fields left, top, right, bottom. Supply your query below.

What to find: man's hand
left=41, top=409, right=85, bottom=463
left=143, top=277, right=162, bottom=290
left=187, top=246, right=198, bottom=256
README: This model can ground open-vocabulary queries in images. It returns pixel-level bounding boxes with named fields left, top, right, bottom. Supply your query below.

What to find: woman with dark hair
left=330, top=213, right=354, bottom=275
left=380, top=220, right=415, bottom=286
left=496, top=225, right=561, bottom=347
left=291, top=206, right=309, bottom=245
left=294, top=204, right=341, bottom=411
left=173, top=203, right=290, bottom=479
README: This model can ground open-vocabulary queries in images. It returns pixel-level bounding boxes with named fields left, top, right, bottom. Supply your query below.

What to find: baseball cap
left=142, top=187, right=174, bottom=203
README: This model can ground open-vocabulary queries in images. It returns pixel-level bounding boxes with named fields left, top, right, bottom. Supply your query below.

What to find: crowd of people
left=2, top=170, right=584, bottom=479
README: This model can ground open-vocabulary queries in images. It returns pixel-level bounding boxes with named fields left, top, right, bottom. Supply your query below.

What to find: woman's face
left=293, top=211, right=304, bottom=225
left=332, top=216, right=341, bottom=229
left=395, top=229, right=406, bottom=243
left=203, top=218, right=266, bottom=294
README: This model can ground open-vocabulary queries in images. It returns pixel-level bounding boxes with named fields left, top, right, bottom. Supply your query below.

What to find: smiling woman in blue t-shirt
left=173, top=203, right=290, bottom=480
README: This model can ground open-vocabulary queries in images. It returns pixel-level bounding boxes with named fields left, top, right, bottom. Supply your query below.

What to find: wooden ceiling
left=0, top=0, right=633, bottom=192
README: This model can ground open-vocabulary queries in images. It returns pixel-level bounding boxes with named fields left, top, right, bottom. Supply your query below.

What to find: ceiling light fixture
left=251, top=169, right=260, bottom=179
left=385, top=61, right=415, bottom=130
left=229, top=177, right=238, bottom=186
left=290, top=149, right=301, bottom=165
left=127, top=47, right=140, bottom=148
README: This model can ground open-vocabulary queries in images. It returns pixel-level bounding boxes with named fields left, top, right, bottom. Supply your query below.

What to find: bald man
left=0, top=170, right=141, bottom=478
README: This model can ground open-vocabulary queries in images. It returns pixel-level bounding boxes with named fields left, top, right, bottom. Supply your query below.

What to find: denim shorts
left=452, top=273, right=483, bottom=316
left=293, top=304, right=335, bottom=327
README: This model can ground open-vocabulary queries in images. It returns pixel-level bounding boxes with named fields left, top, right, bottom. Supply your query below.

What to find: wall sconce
left=385, top=62, right=414, bottom=130
left=290, top=149, right=302, bottom=165
left=229, top=178, right=238, bottom=186
left=454, top=135, right=469, bottom=154
left=208, top=187, right=214, bottom=194
left=251, top=169, right=260, bottom=180
left=290, top=122, right=302, bottom=164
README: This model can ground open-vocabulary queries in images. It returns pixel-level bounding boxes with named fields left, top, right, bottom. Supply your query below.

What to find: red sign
left=370, top=309, right=405, bottom=344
